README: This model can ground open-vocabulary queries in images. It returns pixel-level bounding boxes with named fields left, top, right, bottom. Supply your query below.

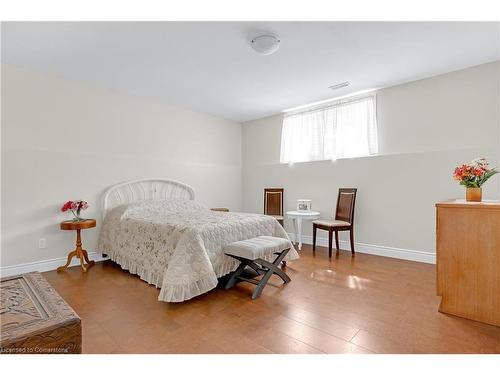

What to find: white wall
left=242, top=61, right=500, bottom=258
left=2, top=61, right=499, bottom=271
left=1, top=64, right=242, bottom=269
left=496, top=59, right=500, bottom=199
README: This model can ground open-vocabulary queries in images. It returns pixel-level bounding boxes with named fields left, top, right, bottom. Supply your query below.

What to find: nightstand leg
left=57, top=250, right=77, bottom=272
left=78, top=255, right=94, bottom=272
left=297, top=217, right=303, bottom=250
left=79, top=251, right=87, bottom=272
left=81, top=249, right=95, bottom=270
left=58, top=229, right=94, bottom=272
left=82, top=249, right=91, bottom=263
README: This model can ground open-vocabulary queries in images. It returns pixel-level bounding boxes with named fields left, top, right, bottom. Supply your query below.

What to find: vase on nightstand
left=72, top=214, right=84, bottom=222
left=465, top=187, right=482, bottom=202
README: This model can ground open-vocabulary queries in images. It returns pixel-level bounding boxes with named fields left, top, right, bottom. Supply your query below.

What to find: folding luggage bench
left=224, top=236, right=292, bottom=299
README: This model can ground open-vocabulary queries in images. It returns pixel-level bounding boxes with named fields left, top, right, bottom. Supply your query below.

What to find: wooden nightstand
left=58, top=219, right=96, bottom=273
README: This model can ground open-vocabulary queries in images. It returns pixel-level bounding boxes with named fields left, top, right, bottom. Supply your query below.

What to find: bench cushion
left=224, top=236, right=292, bottom=260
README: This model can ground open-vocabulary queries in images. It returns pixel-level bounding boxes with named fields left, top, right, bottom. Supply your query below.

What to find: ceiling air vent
left=328, top=82, right=350, bottom=90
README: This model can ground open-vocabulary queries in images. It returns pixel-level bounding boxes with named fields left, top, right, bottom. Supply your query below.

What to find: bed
left=96, top=178, right=299, bottom=302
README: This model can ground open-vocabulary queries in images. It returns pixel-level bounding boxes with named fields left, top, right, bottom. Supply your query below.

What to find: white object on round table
left=286, top=210, right=321, bottom=250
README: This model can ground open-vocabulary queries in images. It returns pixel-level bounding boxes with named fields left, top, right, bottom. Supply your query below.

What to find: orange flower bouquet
left=453, top=158, right=498, bottom=202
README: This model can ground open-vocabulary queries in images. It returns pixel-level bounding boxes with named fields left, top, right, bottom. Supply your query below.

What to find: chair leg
left=335, top=231, right=340, bottom=254
left=349, top=229, right=355, bottom=255
left=328, top=229, right=333, bottom=258
left=312, top=225, right=317, bottom=252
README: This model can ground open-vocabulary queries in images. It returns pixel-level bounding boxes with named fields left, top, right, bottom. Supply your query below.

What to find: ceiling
left=2, top=22, right=499, bottom=122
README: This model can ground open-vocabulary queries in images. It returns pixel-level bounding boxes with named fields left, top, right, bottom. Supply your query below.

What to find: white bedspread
left=96, top=200, right=298, bottom=302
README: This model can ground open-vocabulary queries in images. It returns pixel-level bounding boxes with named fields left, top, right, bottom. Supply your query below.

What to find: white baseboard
left=0, top=236, right=435, bottom=278
left=288, top=233, right=436, bottom=264
left=0, top=252, right=107, bottom=278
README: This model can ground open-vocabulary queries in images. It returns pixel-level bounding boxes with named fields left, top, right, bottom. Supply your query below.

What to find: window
left=280, top=94, right=378, bottom=163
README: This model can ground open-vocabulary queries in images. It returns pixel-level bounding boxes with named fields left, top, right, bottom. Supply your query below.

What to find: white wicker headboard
left=102, top=178, right=195, bottom=218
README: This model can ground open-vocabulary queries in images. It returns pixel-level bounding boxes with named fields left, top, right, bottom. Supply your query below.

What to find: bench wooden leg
left=252, top=268, right=275, bottom=299
left=246, top=261, right=263, bottom=276
left=225, top=248, right=291, bottom=299
left=225, top=260, right=248, bottom=290
left=260, top=252, right=291, bottom=283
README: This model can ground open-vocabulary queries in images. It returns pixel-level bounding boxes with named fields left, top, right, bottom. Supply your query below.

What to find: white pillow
left=121, top=199, right=207, bottom=219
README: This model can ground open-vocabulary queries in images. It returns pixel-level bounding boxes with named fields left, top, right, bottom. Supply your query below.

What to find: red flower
left=473, top=168, right=485, bottom=176
left=453, top=158, right=498, bottom=188
left=61, top=201, right=73, bottom=212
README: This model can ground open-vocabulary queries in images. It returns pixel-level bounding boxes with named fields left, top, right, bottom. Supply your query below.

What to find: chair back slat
left=335, top=188, right=357, bottom=224
left=264, top=188, right=284, bottom=216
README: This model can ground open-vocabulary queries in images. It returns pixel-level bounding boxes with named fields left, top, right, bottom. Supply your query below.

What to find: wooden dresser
left=436, top=200, right=500, bottom=327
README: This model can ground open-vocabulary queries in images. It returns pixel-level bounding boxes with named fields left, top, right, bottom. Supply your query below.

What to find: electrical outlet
left=38, top=238, right=46, bottom=249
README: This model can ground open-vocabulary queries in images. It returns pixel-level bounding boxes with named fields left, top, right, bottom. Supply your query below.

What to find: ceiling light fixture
left=251, top=34, right=280, bottom=55
left=328, top=81, right=350, bottom=90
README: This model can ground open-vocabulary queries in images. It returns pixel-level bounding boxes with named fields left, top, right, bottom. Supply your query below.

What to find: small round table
left=286, top=210, right=321, bottom=250
left=58, top=219, right=96, bottom=273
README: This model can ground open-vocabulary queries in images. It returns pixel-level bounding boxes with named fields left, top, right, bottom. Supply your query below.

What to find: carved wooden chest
left=0, top=272, right=81, bottom=354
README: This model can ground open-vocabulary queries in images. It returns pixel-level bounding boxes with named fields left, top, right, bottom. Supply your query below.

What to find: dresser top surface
left=436, top=199, right=500, bottom=209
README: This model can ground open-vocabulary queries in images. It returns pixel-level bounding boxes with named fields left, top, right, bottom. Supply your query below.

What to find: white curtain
left=280, top=94, right=378, bottom=163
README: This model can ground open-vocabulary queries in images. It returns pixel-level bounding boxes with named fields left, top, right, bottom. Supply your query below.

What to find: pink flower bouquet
left=61, top=200, right=89, bottom=221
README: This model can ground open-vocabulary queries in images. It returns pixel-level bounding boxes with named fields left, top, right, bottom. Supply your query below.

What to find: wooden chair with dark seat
left=264, top=188, right=284, bottom=226
left=312, top=188, right=357, bottom=258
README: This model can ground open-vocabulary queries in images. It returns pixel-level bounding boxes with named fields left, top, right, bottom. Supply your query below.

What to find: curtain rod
left=284, top=92, right=376, bottom=117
